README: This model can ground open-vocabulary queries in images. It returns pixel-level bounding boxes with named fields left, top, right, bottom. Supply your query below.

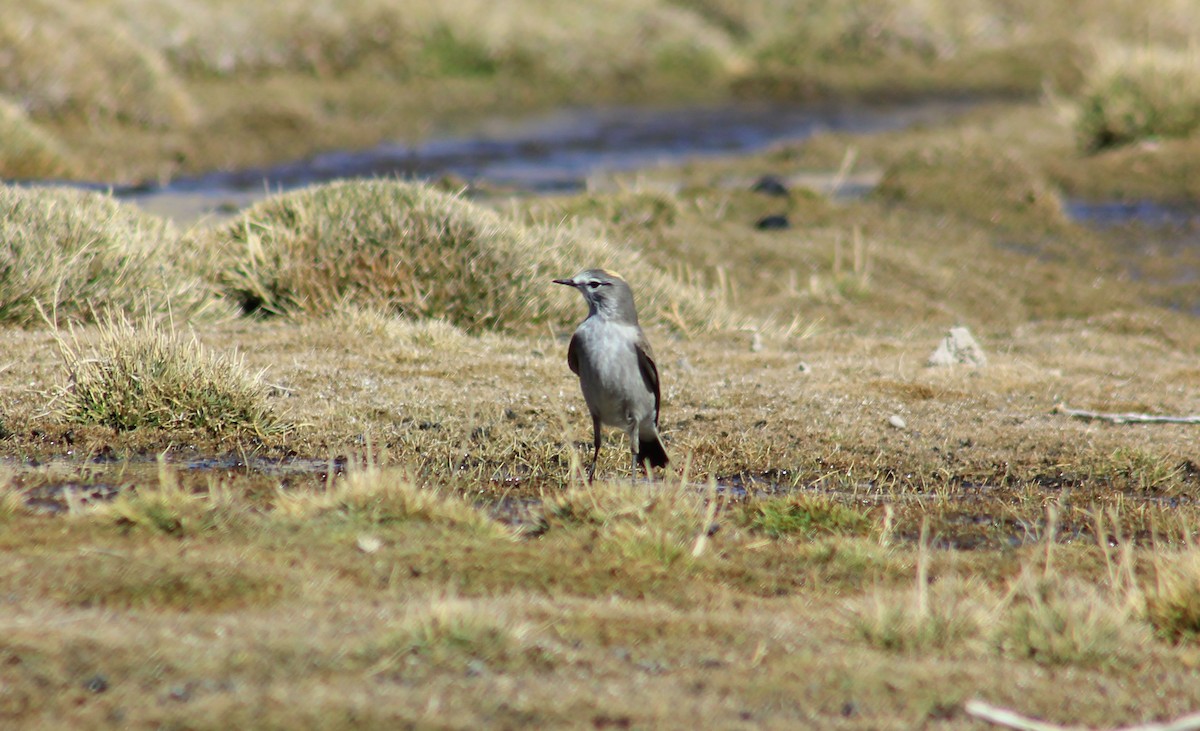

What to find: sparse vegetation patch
left=741, top=494, right=872, bottom=538
left=52, top=316, right=280, bottom=435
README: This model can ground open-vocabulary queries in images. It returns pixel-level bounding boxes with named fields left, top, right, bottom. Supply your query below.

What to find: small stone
left=750, top=332, right=764, bottom=352
left=465, top=660, right=488, bottom=677
left=356, top=535, right=383, bottom=554
left=84, top=675, right=109, bottom=693
left=796, top=361, right=811, bottom=373
left=887, top=415, right=906, bottom=430
left=927, top=326, right=987, bottom=367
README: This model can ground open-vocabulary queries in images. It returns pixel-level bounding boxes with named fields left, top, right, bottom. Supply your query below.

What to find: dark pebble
left=751, top=175, right=789, bottom=197
left=755, top=214, right=790, bottom=230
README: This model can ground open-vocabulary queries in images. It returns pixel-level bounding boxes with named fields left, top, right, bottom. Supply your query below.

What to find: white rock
left=927, top=326, right=987, bottom=367
left=356, top=535, right=383, bottom=554
left=887, top=414, right=907, bottom=429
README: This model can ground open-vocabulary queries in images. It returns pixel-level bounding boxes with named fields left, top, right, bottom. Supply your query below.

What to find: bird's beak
left=552, top=278, right=575, bottom=287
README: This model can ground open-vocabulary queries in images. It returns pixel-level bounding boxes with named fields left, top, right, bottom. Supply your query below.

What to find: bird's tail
left=637, top=434, right=669, bottom=470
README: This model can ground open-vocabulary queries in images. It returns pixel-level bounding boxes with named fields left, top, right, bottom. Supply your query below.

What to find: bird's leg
left=588, top=415, right=602, bottom=483
left=628, top=425, right=641, bottom=482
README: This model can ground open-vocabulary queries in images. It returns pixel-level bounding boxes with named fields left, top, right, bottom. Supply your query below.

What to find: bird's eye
left=587, top=281, right=601, bottom=289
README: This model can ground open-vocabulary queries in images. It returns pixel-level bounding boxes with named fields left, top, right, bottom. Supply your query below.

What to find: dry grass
left=0, top=0, right=195, bottom=127
left=1144, top=547, right=1200, bottom=643
left=50, top=315, right=280, bottom=436
left=202, top=179, right=730, bottom=334
left=274, top=463, right=511, bottom=539
left=0, top=100, right=77, bottom=180
left=3, top=35, right=1200, bottom=726
left=1075, top=44, right=1200, bottom=150
left=4, top=0, right=1200, bottom=181
left=0, top=185, right=220, bottom=327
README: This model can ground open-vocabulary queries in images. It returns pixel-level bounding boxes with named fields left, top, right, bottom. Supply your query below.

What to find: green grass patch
left=741, top=494, right=872, bottom=539
left=52, top=316, right=281, bottom=435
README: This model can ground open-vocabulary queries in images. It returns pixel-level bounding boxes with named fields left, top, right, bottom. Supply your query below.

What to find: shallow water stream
left=118, top=98, right=979, bottom=222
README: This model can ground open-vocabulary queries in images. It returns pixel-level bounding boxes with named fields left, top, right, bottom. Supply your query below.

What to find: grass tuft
left=94, top=456, right=242, bottom=535
left=0, top=185, right=219, bottom=327
left=0, top=0, right=196, bottom=127
left=545, top=479, right=713, bottom=567
left=205, top=179, right=727, bottom=334
left=275, top=465, right=509, bottom=538
left=52, top=315, right=281, bottom=436
left=852, top=575, right=986, bottom=653
left=1144, top=548, right=1200, bottom=643
left=992, top=572, right=1147, bottom=667
left=1076, top=45, right=1200, bottom=151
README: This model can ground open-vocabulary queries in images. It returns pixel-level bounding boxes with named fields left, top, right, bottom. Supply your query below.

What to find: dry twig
left=1053, top=403, right=1200, bottom=425
left=965, top=700, right=1200, bottom=731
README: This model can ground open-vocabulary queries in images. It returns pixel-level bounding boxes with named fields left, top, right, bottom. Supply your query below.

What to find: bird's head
left=553, top=268, right=638, bottom=323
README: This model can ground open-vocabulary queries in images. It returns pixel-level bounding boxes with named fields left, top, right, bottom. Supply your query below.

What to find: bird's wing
left=635, top=332, right=662, bottom=425
left=566, top=332, right=581, bottom=376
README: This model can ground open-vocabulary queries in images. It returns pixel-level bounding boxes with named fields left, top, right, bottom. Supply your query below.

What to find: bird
left=553, top=268, right=669, bottom=481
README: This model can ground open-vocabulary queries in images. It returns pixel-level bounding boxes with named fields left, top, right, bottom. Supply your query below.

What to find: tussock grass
left=1104, top=446, right=1186, bottom=491
left=52, top=316, right=280, bottom=435
left=852, top=575, right=988, bottom=653
left=207, top=179, right=728, bottom=334
left=274, top=465, right=509, bottom=538
left=993, top=570, right=1149, bottom=667
left=101, top=0, right=738, bottom=87
left=93, top=457, right=243, bottom=535
left=0, top=100, right=76, bottom=180
left=0, top=185, right=218, bottom=327
left=1144, top=548, right=1200, bottom=643
left=418, top=0, right=738, bottom=88
left=0, top=0, right=195, bottom=127
left=1076, top=45, right=1200, bottom=150
left=103, top=0, right=421, bottom=78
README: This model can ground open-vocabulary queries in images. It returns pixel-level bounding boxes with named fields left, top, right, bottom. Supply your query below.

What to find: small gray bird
left=554, top=268, right=669, bottom=481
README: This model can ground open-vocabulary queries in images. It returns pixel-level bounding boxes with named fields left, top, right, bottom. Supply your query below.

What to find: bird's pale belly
left=574, top=325, right=655, bottom=432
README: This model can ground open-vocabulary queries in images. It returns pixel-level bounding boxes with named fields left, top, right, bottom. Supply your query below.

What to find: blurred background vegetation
left=2, top=0, right=1199, bottom=182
